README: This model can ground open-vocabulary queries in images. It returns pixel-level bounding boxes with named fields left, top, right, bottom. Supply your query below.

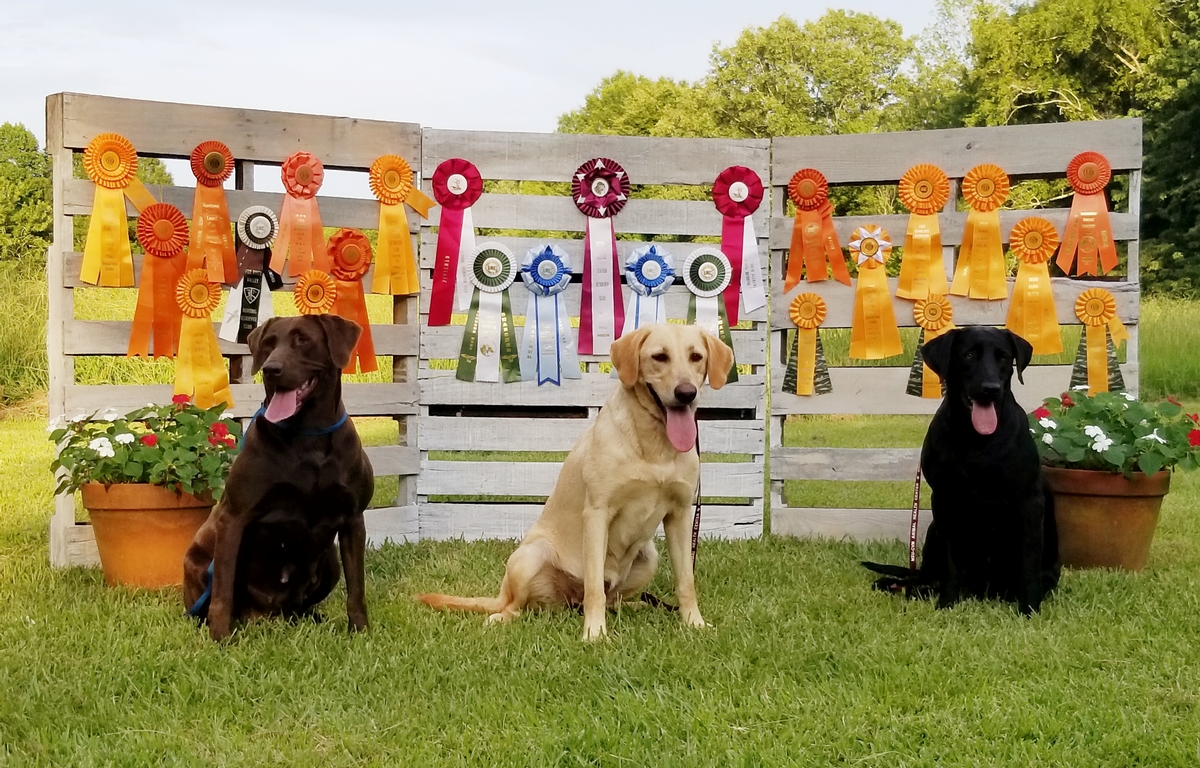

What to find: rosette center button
left=729, top=181, right=750, bottom=203
left=699, top=263, right=719, bottom=282
left=590, top=178, right=610, bottom=197
left=537, top=260, right=559, bottom=281
left=447, top=174, right=468, bottom=195
left=641, top=260, right=662, bottom=281
left=483, top=258, right=503, bottom=278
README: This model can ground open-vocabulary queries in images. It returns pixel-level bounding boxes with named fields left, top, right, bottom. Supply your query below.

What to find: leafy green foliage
left=0, top=123, right=51, bottom=265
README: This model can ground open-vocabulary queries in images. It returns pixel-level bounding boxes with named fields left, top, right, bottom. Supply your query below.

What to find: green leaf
left=1138, top=453, right=1163, bottom=477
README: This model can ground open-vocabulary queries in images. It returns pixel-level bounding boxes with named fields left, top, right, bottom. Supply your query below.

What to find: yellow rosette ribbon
left=174, top=269, right=233, bottom=409
left=896, top=164, right=950, bottom=300
left=128, top=203, right=188, bottom=360
left=1057, top=151, right=1118, bottom=277
left=783, top=293, right=832, bottom=396
left=849, top=225, right=904, bottom=360
left=187, top=141, right=238, bottom=285
left=294, top=270, right=337, bottom=316
left=80, top=133, right=158, bottom=286
left=908, top=295, right=955, bottom=398
left=328, top=229, right=378, bottom=375
left=1006, top=217, right=1063, bottom=355
left=369, top=155, right=436, bottom=296
left=1073, top=288, right=1129, bottom=396
left=950, top=164, right=1010, bottom=301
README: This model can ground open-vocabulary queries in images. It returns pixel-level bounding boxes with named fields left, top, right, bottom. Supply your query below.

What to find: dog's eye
left=690, top=353, right=703, bottom=363
left=294, top=335, right=310, bottom=346
left=651, top=353, right=669, bottom=363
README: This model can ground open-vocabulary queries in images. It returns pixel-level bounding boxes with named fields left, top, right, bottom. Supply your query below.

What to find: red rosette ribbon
left=1057, top=151, right=1118, bottom=276
left=428, top=158, right=485, bottom=326
left=712, top=166, right=766, bottom=325
left=328, top=228, right=378, bottom=375
left=128, top=203, right=188, bottom=359
left=187, top=141, right=238, bottom=285
left=573, top=158, right=629, bottom=355
left=272, top=151, right=329, bottom=277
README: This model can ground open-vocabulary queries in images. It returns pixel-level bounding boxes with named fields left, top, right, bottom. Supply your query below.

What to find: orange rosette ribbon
left=127, top=203, right=188, bottom=360
left=1006, top=217, right=1063, bottom=356
left=1073, top=288, right=1129, bottom=396
left=909, top=295, right=955, bottom=398
left=783, top=293, right=832, bottom=396
left=173, top=269, right=233, bottom=409
left=80, top=133, right=158, bottom=286
left=293, top=270, right=337, bottom=316
left=950, top=163, right=1010, bottom=301
left=369, top=155, right=436, bottom=296
left=896, top=164, right=950, bottom=300
left=272, top=152, right=330, bottom=277
left=327, top=229, right=378, bottom=375
left=848, top=225, right=904, bottom=360
left=1057, top=151, right=1118, bottom=276
left=187, top=141, right=238, bottom=285
left=785, top=169, right=850, bottom=290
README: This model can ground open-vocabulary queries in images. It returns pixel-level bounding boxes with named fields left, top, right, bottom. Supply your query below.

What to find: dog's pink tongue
left=971, top=401, right=998, bottom=435
left=264, top=389, right=299, bottom=423
left=665, top=406, right=697, bottom=452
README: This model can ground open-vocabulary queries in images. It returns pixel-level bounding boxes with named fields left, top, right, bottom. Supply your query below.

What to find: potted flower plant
left=1029, top=389, right=1200, bottom=571
left=48, top=394, right=240, bottom=588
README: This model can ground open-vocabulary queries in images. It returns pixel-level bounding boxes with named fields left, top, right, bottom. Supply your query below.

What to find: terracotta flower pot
left=80, top=483, right=214, bottom=588
left=1042, top=466, right=1171, bottom=571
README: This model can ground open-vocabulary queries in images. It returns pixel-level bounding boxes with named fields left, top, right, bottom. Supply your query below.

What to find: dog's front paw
left=348, top=616, right=368, bottom=633
left=682, top=611, right=707, bottom=629
left=582, top=621, right=608, bottom=642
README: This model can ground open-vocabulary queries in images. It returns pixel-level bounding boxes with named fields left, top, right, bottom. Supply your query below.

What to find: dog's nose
left=674, top=383, right=697, bottom=404
left=261, top=361, right=282, bottom=378
left=980, top=383, right=1002, bottom=400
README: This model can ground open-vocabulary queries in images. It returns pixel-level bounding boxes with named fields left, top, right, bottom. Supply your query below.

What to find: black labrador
left=183, top=314, right=374, bottom=639
left=864, top=326, right=1060, bottom=615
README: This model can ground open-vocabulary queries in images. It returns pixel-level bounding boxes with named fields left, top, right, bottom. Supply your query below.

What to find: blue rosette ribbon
left=622, top=244, right=675, bottom=335
left=519, top=245, right=580, bottom=386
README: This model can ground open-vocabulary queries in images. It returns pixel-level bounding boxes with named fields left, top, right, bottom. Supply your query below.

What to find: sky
left=1, top=0, right=937, bottom=196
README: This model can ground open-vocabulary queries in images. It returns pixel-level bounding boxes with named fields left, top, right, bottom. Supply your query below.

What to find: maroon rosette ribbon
left=573, top=158, right=629, bottom=355
left=432, top=158, right=483, bottom=210
left=429, top=158, right=485, bottom=326
left=711, top=166, right=766, bottom=325
left=572, top=158, right=630, bottom=219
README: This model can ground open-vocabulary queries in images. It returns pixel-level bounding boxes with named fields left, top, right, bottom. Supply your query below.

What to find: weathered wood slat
left=59, top=92, right=422, bottom=168
left=63, top=320, right=419, bottom=357
left=363, top=446, right=420, bottom=477
left=418, top=417, right=765, bottom=454
left=422, top=129, right=769, bottom=186
left=418, top=461, right=763, bottom=499
left=63, top=382, right=419, bottom=419
left=772, top=505, right=933, bottom=543
left=365, top=505, right=419, bottom=546
left=770, top=447, right=919, bottom=481
left=418, top=503, right=762, bottom=541
left=771, top=119, right=1143, bottom=183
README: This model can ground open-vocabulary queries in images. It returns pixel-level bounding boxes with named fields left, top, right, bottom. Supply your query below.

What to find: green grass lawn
left=4, top=412, right=1200, bottom=766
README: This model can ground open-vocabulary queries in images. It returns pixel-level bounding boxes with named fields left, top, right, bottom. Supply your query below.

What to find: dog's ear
left=1006, top=330, right=1034, bottom=385
left=316, top=315, right=362, bottom=370
left=247, top=317, right=280, bottom=376
left=610, top=327, right=651, bottom=387
left=703, top=331, right=735, bottom=390
left=921, top=328, right=958, bottom=381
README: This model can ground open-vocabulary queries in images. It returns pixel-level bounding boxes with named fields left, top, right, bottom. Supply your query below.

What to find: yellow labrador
left=417, top=324, right=734, bottom=640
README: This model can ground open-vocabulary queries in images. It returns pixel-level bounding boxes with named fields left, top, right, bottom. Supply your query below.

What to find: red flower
left=140, top=434, right=158, bottom=447
left=1061, top=392, right=1075, bottom=408
left=1189, top=413, right=1199, bottom=424
left=1168, top=396, right=1182, bottom=407
left=210, top=422, right=229, bottom=438
left=1189, top=429, right=1200, bottom=447
left=172, top=394, right=191, bottom=407
left=224, top=436, right=237, bottom=449
left=207, top=435, right=221, bottom=446
left=1033, top=406, right=1051, bottom=419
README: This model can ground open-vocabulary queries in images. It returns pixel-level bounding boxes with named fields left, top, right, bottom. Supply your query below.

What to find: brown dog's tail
left=415, top=593, right=506, bottom=614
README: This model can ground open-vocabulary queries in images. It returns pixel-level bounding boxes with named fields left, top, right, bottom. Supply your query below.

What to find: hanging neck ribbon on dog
left=574, top=158, right=628, bottom=356
left=272, top=152, right=329, bottom=277
left=785, top=168, right=850, bottom=289
left=174, top=269, right=234, bottom=409
left=623, top=244, right=675, bottom=334
left=79, top=133, right=158, bottom=287
left=220, top=206, right=279, bottom=345
left=428, top=158, right=484, bottom=326
left=849, top=226, right=904, bottom=360
left=329, top=229, right=378, bottom=375
left=783, top=293, right=831, bottom=397
left=712, top=166, right=767, bottom=325
left=128, top=203, right=188, bottom=360
left=368, top=155, right=435, bottom=297
left=895, top=164, right=950, bottom=301
left=1006, top=216, right=1063, bottom=356
left=907, top=295, right=954, bottom=399
left=950, top=164, right=1010, bottom=301
left=518, top=245, right=579, bottom=386
left=1071, top=288, right=1129, bottom=395
left=683, top=247, right=738, bottom=383
left=1057, top=152, right=1118, bottom=277
left=458, top=244, right=521, bottom=383
left=187, top=141, right=238, bottom=285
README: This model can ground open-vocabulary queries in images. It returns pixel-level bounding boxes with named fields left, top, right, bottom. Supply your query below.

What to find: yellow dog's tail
left=415, top=593, right=506, bottom=614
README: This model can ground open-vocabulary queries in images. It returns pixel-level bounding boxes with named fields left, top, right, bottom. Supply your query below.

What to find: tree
left=0, top=123, right=52, bottom=265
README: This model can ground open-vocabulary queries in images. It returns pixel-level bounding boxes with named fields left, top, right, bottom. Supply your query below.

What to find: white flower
left=97, top=409, right=121, bottom=422
left=1091, top=436, right=1114, bottom=453
left=69, top=412, right=89, bottom=423
left=88, top=437, right=115, bottom=458
left=1140, top=419, right=1149, bottom=426
left=45, top=415, right=66, bottom=433
left=114, top=433, right=135, bottom=445
left=1139, top=429, right=1168, bottom=445
left=1042, top=433, right=1054, bottom=445
left=1083, top=425, right=1106, bottom=439
left=1039, top=418, right=1057, bottom=430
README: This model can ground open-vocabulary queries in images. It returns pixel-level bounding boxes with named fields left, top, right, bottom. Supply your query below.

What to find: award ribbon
left=1057, top=152, right=1118, bottom=277
left=783, top=293, right=832, bottom=397
left=907, top=295, right=955, bottom=398
left=80, top=133, right=157, bottom=287
left=328, top=229, right=378, bottom=375
left=1006, top=216, right=1063, bottom=355
left=457, top=244, right=521, bottom=383
left=574, top=158, right=629, bottom=356
left=174, top=269, right=233, bottom=409
left=518, top=245, right=580, bottom=386
left=682, top=247, right=738, bottom=383
left=428, top=159, right=484, bottom=326
left=896, top=164, right=950, bottom=300
left=272, top=151, right=329, bottom=276
left=785, top=168, right=850, bottom=289
left=849, top=225, right=904, bottom=360
left=369, top=155, right=436, bottom=297
left=220, top=206, right=279, bottom=344
left=950, top=163, right=1010, bottom=300
left=623, top=244, right=675, bottom=334
left=127, top=203, right=187, bottom=359
left=712, top=166, right=767, bottom=324
left=294, top=270, right=337, bottom=315
left=1071, top=288, right=1129, bottom=395
left=187, top=141, right=238, bottom=285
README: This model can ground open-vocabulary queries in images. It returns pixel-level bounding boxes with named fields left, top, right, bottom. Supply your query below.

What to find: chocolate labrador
left=864, top=326, right=1060, bottom=615
left=183, top=314, right=374, bottom=639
